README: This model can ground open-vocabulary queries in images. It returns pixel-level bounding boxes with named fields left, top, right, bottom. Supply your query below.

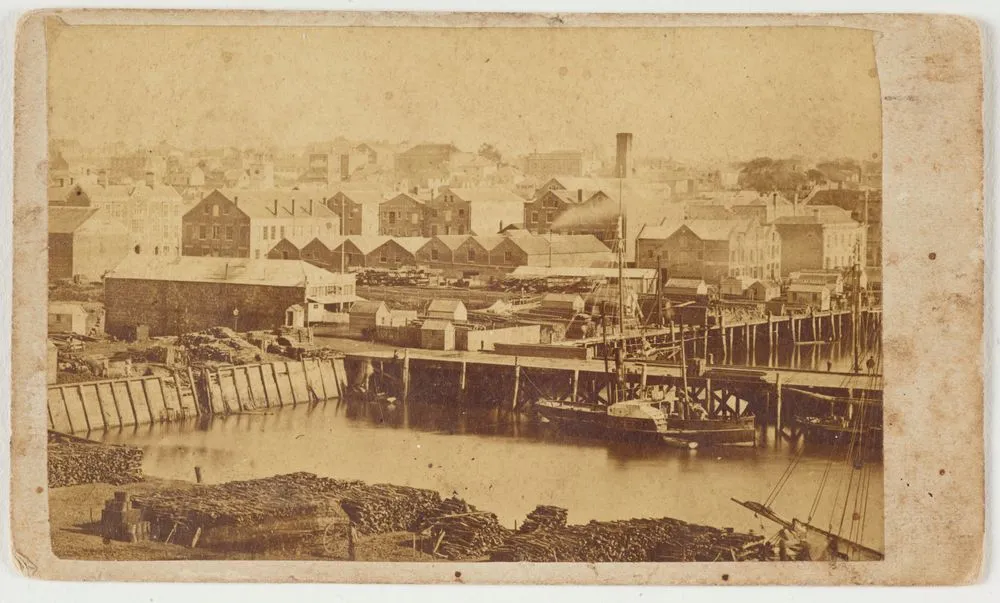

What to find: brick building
left=49, top=207, right=132, bottom=281
left=806, top=188, right=882, bottom=267
left=181, top=189, right=340, bottom=259
left=423, top=187, right=525, bottom=236
left=634, top=218, right=781, bottom=284
left=772, top=206, right=865, bottom=275
left=379, top=192, right=425, bottom=236
left=103, top=255, right=355, bottom=337
left=326, top=190, right=382, bottom=236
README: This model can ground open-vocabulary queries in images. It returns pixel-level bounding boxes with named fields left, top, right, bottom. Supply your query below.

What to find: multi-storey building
left=772, top=205, right=866, bottom=275
left=326, top=189, right=382, bottom=236
left=379, top=192, right=426, bottom=237
left=423, top=187, right=525, bottom=236
left=181, top=189, right=340, bottom=259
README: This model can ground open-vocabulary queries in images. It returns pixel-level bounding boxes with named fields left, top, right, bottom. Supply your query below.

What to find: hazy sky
left=48, top=24, right=882, bottom=163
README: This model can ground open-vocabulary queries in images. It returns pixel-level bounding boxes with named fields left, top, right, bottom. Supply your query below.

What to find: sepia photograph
left=8, top=9, right=984, bottom=586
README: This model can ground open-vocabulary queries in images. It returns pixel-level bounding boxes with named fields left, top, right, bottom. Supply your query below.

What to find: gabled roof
left=399, top=143, right=460, bottom=156
left=469, top=235, right=506, bottom=251
left=329, top=189, right=385, bottom=205
left=385, top=192, right=425, bottom=205
left=271, top=234, right=317, bottom=251
left=350, top=300, right=388, bottom=315
left=431, top=235, right=472, bottom=251
left=664, top=278, right=707, bottom=289
left=421, top=319, right=455, bottom=330
left=48, top=301, right=89, bottom=315
left=49, top=207, right=101, bottom=233
left=773, top=205, right=856, bottom=225
left=392, top=237, right=431, bottom=254
left=427, top=299, right=466, bottom=313
left=638, top=219, right=746, bottom=242
left=788, top=283, right=830, bottom=293
left=216, top=189, right=338, bottom=219
left=344, top=235, right=391, bottom=254
left=105, top=256, right=345, bottom=287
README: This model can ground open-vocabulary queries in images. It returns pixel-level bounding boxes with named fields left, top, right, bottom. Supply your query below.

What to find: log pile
left=518, top=505, right=568, bottom=533
left=47, top=431, right=143, bottom=488
left=177, top=328, right=263, bottom=365
left=426, top=512, right=511, bottom=560
left=490, top=517, right=767, bottom=562
left=339, top=484, right=442, bottom=534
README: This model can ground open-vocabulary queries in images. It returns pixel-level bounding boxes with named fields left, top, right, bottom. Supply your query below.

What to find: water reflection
left=98, top=397, right=883, bottom=551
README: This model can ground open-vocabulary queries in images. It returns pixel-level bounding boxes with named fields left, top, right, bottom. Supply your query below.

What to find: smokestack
left=224, top=262, right=229, bottom=280
left=308, top=199, right=313, bottom=215
left=577, top=189, right=583, bottom=202
left=273, top=199, right=278, bottom=215
left=291, top=198, right=296, bottom=215
left=615, top=133, right=633, bottom=179
left=340, top=154, right=350, bottom=182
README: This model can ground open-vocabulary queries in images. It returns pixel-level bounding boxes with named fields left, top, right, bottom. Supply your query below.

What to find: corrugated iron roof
left=49, top=207, right=100, bottom=233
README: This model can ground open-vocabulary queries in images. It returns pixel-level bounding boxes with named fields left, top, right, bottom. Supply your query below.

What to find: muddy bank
left=50, top=471, right=770, bottom=562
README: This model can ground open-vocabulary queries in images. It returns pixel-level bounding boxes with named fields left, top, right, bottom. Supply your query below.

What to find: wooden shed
left=426, top=299, right=468, bottom=322
left=787, top=283, right=831, bottom=310
left=662, top=278, right=709, bottom=298
left=746, top=280, right=781, bottom=302
left=48, top=301, right=90, bottom=335
left=349, top=300, right=390, bottom=333
left=420, top=319, right=456, bottom=351
left=719, top=276, right=755, bottom=298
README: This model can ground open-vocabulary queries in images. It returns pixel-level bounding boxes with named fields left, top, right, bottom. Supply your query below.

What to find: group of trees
left=738, top=156, right=872, bottom=194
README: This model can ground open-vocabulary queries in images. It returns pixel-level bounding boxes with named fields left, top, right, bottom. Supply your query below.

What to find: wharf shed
left=421, top=319, right=456, bottom=351
left=48, top=301, right=91, bottom=335
left=786, top=283, right=831, bottom=310
left=49, top=206, right=132, bottom=282
left=103, top=256, right=353, bottom=338
left=426, top=299, right=467, bottom=322
left=540, top=293, right=585, bottom=314
left=414, top=235, right=470, bottom=266
left=349, top=300, right=390, bottom=332
left=662, top=278, right=709, bottom=298
left=747, top=280, right=781, bottom=301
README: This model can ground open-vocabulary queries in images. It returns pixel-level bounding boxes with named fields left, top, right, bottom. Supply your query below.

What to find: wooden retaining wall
left=48, top=357, right=347, bottom=434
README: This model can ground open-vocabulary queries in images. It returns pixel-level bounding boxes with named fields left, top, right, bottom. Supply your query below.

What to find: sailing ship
left=732, top=238, right=883, bottom=562
left=533, top=175, right=755, bottom=448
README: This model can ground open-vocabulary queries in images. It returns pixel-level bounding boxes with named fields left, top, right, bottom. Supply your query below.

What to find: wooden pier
left=344, top=347, right=882, bottom=447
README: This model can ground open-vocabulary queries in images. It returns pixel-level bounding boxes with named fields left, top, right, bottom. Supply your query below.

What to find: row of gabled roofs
left=272, top=231, right=611, bottom=257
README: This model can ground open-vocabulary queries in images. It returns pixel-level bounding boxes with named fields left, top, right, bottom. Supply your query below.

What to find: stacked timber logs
left=339, top=484, right=442, bottom=534
left=177, top=328, right=262, bottom=365
left=426, top=512, right=511, bottom=560
left=47, top=431, right=143, bottom=488
left=490, top=517, right=766, bottom=562
left=518, top=505, right=569, bottom=533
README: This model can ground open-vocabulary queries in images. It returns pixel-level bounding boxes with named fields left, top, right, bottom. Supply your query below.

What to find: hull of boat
left=794, top=418, right=882, bottom=448
left=663, top=417, right=757, bottom=445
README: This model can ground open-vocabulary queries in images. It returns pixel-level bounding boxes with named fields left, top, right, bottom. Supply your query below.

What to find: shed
left=285, top=304, right=306, bottom=328
left=746, top=280, right=781, bottom=302
left=790, top=270, right=844, bottom=296
left=719, top=276, right=755, bottom=298
left=48, top=301, right=90, bottom=335
left=540, top=293, right=585, bottom=314
left=662, top=278, right=709, bottom=298
left=426, top=299, right=468, bottom=322
left=787, top=283, right=831, bottom=311
left=349, top=300, right=390, bottom=332
left=420, top=319, right=456, bottom=351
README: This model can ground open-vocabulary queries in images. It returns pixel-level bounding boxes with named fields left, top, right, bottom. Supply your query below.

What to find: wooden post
left=774, top=373, right=783, bottom=448
left=402, top=350, right=411, bottom=403
left=744, top=323, right=751, bottom=365
left=705, top=377, right=713, bottom=416
left=511, top=357, right=521, bottom=410
left=721, top=325, right=728, bottom=362
left=459, top=360, right=467, bottom=400
left=640, top=364, right=648, bottom=389
left=571, top=369, right=579, bottom=404
left=702, top=319, right=709, bottom=360
left=728, top=327, right=734, bottom=364
left=194, top=466, right=203, bottom=483
left=767, top=314, right=774, bottom=357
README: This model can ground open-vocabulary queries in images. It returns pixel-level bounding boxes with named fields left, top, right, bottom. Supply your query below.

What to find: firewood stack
left=47, top=431, right=144, bottom=488
left=518, top=505, right=569, bottom=533
left=490, top=517, right=767, bottom=562
left=339, top=484, right=443, bottom=534
left=177, top=328, right=262, bottom=365
left=426, top=512, right=512, bottom=560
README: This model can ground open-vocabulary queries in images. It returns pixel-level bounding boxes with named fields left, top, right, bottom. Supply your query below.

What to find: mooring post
left=402, top=349, right=410, bottom=403
left=571, top=369, right=579, bottom=403
left=459, top=360, right=467, bottom=402
left=511, top=357, right=521, bottom=410
left=774, top=373, right=783, bottom=448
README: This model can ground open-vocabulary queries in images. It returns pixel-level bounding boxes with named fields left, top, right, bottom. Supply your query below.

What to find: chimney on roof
left=308, top=199, right=313, bottom=215
left=224, top=262, right=229, bottom=281
left=577, top=189, right=583, bottom=202
left=291, top=198, right=296, bottom=215
left=234, top=196, right=239, bottom=207
left=272, top=199, right=278, bottom=215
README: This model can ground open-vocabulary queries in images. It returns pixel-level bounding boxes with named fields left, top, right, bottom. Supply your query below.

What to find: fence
left=47, top=357, right=347, bottom=434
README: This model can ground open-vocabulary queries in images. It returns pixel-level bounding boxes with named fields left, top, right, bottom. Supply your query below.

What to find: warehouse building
left=103, top=256, right=356, bottom=338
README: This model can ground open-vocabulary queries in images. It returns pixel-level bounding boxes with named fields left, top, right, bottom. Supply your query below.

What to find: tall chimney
left=291, top=198, right=296, bottom=215
left=577, top=188, right=583, bottom=202
left=308, top=199, right=313, bottom=215
left=273, top=199, right=278, bottom=215
left=615, top=133, right=634, bottom=179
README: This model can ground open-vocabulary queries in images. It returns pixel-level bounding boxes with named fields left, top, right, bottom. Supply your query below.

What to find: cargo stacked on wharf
left=47, top=431, right=144, bottom=488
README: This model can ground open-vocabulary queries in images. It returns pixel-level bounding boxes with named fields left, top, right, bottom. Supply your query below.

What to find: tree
left=478, top=143, right=502, bottom=164
left=738, top=157, right=807, bottom=193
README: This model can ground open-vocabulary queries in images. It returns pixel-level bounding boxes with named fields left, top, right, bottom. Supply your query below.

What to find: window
left=262, top=226, right=268, bottom=240
left=380, top=253, right=387, bottom=263
left=212, top=205, right=220, bottom=217
left=504, top=250, right=513, bottom=262
left=280, top=226, right=285, bottom=239
left=546, top=212, right=554, bottom=223
left=458, top=209, right=465, bottom=218
left=223, top=205, right=230, bottom=215
left=199, top=225, right=207, bottom=240
left=213, top=225, right=221, bottom=239
left=255, top=249, right=260, bottom=259
left=444, top=210, right=452, bottom=222
left=270, top=226, right=276, bottom=239
left=431, top=248, right=439, bottom=260
left=203, top=205, right=210, bottom=215
left=411, top=213, right=419, bottom=224
left=431, top=209, right=438, bottom=218
left=468, top=249, right=477, bottom=262
left=389, top=212, right=397, bottom=224
left=648, top=249, right=654, bottom=259
left=531, top=211, right=538, bottom=223
left=226, top=226, right=234, bottom=240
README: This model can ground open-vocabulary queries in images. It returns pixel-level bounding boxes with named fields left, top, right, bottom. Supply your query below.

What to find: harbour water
left=98, top=396, right=884, bottom=553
